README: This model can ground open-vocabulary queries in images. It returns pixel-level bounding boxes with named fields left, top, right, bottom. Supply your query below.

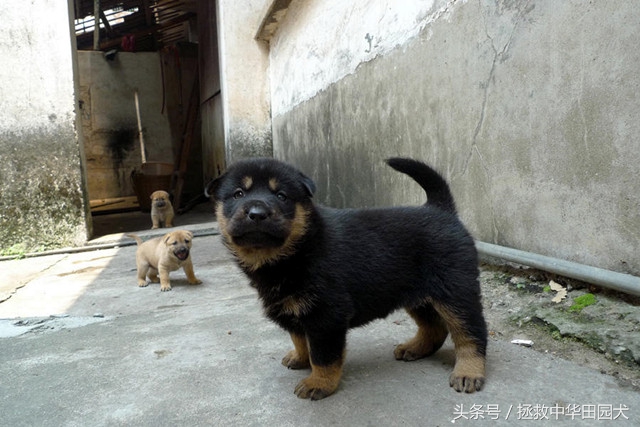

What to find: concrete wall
left=216, top=0, right=273, bottom=163
left=78, top=51, right=173, bottom=200
left=199, top=0, right=225, bottom=182
left=268, top=0, right=640, bottom=276
left=0, top=0, right=89, bottom=253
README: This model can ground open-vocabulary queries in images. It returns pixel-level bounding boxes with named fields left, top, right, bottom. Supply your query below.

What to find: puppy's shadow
left=165, top=279, right=204, bottom=290
left=346, top=344, right=456, bottom=374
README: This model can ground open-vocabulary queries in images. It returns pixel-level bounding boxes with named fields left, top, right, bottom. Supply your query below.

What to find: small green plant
left=570, top=293, right=596, bottom=313
left=543, top=285, right=551, bottom=293
left=0, top=243, right=28, bottom=259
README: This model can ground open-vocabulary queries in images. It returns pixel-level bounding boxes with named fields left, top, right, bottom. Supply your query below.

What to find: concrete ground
left=1, top=219, right=638, bottom=426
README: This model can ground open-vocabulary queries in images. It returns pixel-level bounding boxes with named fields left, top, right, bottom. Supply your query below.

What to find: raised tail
left=385, top=157, right=457, bottom=213
left=125, top=233, right=144, bottom=246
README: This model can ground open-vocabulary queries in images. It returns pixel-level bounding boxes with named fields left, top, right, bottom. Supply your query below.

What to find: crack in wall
left=457, top=0, right=533, bottom=242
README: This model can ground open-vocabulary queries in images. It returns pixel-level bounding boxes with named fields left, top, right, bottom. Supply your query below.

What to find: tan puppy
left=150, top=190, right=175, bottom=229
left=127, top=230, right=202, bottom=292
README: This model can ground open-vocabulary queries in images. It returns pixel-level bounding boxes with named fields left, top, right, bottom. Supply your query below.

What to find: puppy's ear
left=300, top=173, right=316, bottom=198
left=204, top=174, right=224, bottom=199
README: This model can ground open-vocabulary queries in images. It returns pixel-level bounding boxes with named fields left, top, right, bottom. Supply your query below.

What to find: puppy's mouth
left=155, top=200, right=167, bottom=207
left=174, top=247, right=189, bottom=260
left=231, top=230, right=286, bottom=248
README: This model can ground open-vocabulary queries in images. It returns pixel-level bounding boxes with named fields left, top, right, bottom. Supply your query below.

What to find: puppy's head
left=151, top=190, right=171, bottom=208
left=205, top=157, right=316, bottom=270
left=163, top=230, right=193, bottom=261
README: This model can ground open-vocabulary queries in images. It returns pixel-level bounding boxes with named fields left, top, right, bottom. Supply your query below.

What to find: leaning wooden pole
left=134, top=90, right=147, bottom=164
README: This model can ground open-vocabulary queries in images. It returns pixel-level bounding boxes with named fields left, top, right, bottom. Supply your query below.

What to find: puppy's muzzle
left=174, top=247, right=189, bottom=261
left=245, top=201, right=271, bottom=222
left=229, top=200, right=285, bottom=248
left=155, top=200, right=167, bottom=208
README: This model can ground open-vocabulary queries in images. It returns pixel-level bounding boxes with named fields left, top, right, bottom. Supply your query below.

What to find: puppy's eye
left=276, top=191, right=287, bottom=202
left=233, top=189, right=244, bottom=199
left=184, top=239, right=190, bottom=244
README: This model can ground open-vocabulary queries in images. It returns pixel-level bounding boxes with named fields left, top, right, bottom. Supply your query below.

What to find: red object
left=121, top=34, right=136, bottom=52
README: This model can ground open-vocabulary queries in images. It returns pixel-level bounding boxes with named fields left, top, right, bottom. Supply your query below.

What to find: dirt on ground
left=480, top=261, right=640, bottom=391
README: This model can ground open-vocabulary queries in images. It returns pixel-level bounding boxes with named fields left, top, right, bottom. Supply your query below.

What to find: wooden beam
left=93, top=0, right=100, bottom=50
left=99, top=10, right=113, bottom=36
left=97, top=11, right=196, bottom=50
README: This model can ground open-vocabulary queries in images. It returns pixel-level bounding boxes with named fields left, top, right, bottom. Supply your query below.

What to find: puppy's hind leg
left=137, top=263, right=150, bottom=287
left=433, top=300, right=487, bottom=393
left=147, top=267, right=160, bottom=283
left=394, top=303, right=449, bottom=361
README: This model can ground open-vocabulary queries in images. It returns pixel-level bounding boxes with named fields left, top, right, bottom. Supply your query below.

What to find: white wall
left=267, top=0, right=640, bottom=276
left=270, top=0, right=455, bottom=117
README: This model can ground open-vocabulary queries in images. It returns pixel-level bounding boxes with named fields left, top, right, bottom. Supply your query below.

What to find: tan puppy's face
left=151, top=190, right=172, bottom=209
left=162, top=230, right=193, bottom=262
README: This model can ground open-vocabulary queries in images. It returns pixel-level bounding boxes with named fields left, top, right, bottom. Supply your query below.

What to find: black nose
left=247, top=204, right=270, bottom=222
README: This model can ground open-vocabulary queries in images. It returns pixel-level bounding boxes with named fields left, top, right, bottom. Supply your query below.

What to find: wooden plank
left=173, top=73, right=199, bottom=212
left=90, top=196, right=140, bottom=213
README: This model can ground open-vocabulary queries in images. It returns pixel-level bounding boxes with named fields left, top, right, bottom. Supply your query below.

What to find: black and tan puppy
left=127, top=230, right=201, bottom=292
left=206, top=157, right=487, bottom=400
left=150, top=190, right=175, bottom=229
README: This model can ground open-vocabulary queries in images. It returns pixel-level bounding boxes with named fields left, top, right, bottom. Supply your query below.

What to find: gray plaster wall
left=0, top=0, right=89, bottom=253
left=217, top=0, right=273, bottom=163
left=270, top=0, right=640, bottom=275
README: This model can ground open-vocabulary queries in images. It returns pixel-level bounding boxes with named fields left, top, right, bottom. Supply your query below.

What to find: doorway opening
left=71, top=0, right=221, bottom=239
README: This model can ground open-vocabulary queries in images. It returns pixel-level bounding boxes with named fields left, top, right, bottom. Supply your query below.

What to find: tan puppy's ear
left=185, top=231, right=194, bottom=240
left=163, top=233, right=173, bottom=245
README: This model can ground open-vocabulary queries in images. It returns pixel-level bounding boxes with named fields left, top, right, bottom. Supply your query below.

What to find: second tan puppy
left=150, top=190, right=175, bottom=229
left=127, top=230, right=202, bottom=292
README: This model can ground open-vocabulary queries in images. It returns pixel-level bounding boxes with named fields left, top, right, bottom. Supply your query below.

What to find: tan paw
left=294, top=377, right=337, bottom=400
left=282, top=350, right=310, bottom=370
left=450, top=372, right=485, bottom=393
left=394, top=339, right=436, bottom=361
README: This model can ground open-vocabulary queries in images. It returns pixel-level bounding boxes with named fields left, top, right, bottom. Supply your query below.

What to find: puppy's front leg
left=165, top=212, right=174, bottom=228
left=294, top=331, right=346, bottom=400
left=282, top=332, right=310, bottom=369
left=158, top=267, right=172, bottom=291
left=183, top=260, right=202, bottom=285
left=151, top=214, right=160, bottom=229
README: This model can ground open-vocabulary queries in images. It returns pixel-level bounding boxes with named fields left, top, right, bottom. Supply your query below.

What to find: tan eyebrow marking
left=269, top=177, right=278, bottom=191
left=242, top=176, right=253, bottom=189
